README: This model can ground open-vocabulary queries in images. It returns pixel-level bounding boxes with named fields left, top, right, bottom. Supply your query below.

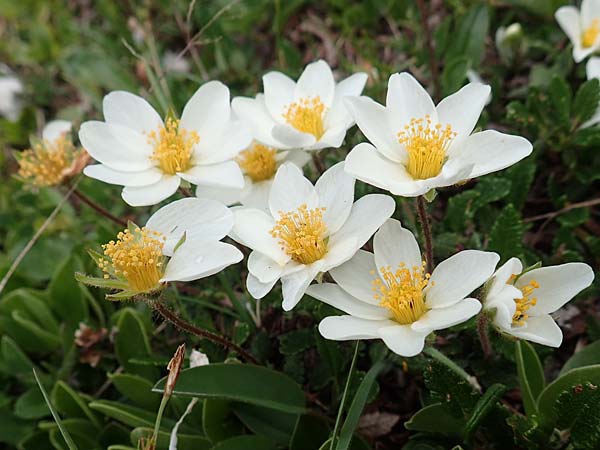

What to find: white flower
left=0, top=66, right=23, bottom=122
left=556, top=0, right=600, bottom=63
left=483, top=258, right=594, bottom=347
left=343, top=73, right=532, bottom=197
left=80, top=197, right=243, bottom=299
left=231, top=162, right=394, bottom=310
left=581, top=56, right=600, bottom=128
left=231, top=60, right=367, bottom=151
left=80, top=81, right=252, bottom=207
left=197, top=141, right=310, bottom=211
left=307, top=219, right=499, bottom=357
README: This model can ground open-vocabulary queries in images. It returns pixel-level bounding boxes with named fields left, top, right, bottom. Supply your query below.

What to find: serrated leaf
left=279, top=328, right=315, bottom=355
left=464, top=384, right=506, bottom=441
left=505, top=159, right=536, bottom=210
left=573, top=78, right=600, bottom=126
left=488, top=204, right=524, bottom=262
left=555, top=383, right=600, bottom=449
left=549, top=76, right=571, bottom=126
left=424, top=360, right=480, bottom=417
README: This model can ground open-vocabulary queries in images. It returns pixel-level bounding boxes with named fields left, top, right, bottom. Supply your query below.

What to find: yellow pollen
left=148, top=118, right=199, bottom=175
left=99, top=226, right=167, bottom=293
left=511, top=278, right=539, bottom=327
left=397, top=115, right=456, bottom=180
left=582, top=19, right=600, bottom=48
left=270, top=204, right=328, bottom=264
left=283, top=97, right=326, bottom=139
left=237, top=143, right=277, bottom=182
left=17, top=137, right=78, bottom=187
left=373, top=261, right=431, bottom=325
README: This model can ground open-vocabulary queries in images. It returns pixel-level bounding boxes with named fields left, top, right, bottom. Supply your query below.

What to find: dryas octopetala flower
left=343, top=73, right=532, bottom=197
left=556, top=0, right=600, bottom=63
left=231, top=161, right=395, bottom=310
left=231, top=60, right=367, bottom=151
left=76, top=198, right=243, bottom=300
left=482, top=257, right=594, bottom=347
left=197, top=140, right=310, bottom=211
left=80, top=81, right=251, bottom=207
left=306, top=219, right=500, bottom=357
left=16, top=120, right=89, bottom=187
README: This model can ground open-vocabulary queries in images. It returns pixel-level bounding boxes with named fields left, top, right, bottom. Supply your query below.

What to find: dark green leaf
left=404, top=403, right=465, bottom=436
left=515, top=341, right=545, bottom=417
left=560, top=340, right=600, bottom=374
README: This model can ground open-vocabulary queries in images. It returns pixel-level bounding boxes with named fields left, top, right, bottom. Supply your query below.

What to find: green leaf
left=555, top=382, right=600, bottom=449
left=537, top=365, right=600, bottom=429
left=487, top=204, right=525, bottom=263
left=290, top=414, right=331, bottom=450
left=1, top=336, right=36, bottom=377
left=424, top=359, right=480, bottom=417
left=573, top=78, right=600, bottom=126
left=88, top=400, right=185, bottom=433
left=279, top=328, right=315, bottom=355
left=442, top=56, right=470, bottom=95
left=548, top=75, right=571, bottom=127
left=505, top=159, right=536, bottom=210
left=108, top=373, right=160, bottom=410
left=464, top=384, right=506, bottom=441
left=336, top=360, right=385, bottom=450
left=114, top=308, right=158, bottom=381
left=48, top=256, right=88, bottom=329
left=209, top=436, right=276, bottom=450
left=42, top=419, right=98, bottom=450
left=445, top=4, right=489, bottom=67
left=129, top=427, right=211, bottom=450
left=404, top=403, right=465, bottom=436
left=51, top=381, right=101, bottom=428
left=203, top=399, right=243, bottom=443
left=14, top=387, right=50, bottom=419
left=11, top=310, right=61, bottom=350
left=560, top=340, right=600, bottom=375
left=232, top=402, right=298, bottom=446
left=515, top=341, right=545, bottom=417
left=153, top=364, right=306, bottom=414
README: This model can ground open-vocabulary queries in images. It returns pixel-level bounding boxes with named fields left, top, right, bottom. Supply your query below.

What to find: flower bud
left=165, top=344, right=185, bottom=397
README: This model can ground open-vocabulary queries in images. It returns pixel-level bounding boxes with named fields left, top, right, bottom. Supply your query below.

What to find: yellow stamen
left=237, top=143, right=277, bottom=182
left=397, top=115, right=456, bottom=180
left=283, top=97, right=326, bottom=139
left=17, top=137, right=78, bottom=187
left=99, top=226, right=166, bottom=293
left=270, top=204, right=328, bottom=264
left=373, top=262, right=431, bottom=325
left=511, top=278, right=539, bottom=327
left=148, top=118, right=199, bottom=175
left=582, top=19, right=600, bottom=48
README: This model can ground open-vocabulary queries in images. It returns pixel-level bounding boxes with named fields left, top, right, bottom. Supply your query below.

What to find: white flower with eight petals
left=556, top=0, right=600, bottom=63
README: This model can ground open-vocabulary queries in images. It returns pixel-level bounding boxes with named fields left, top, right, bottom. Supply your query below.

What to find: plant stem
left=72, top=188, right=127, bottom=227
left=151, top=300, right=259, bottom=365
left=151, top=394, right=169, bottom=447
left=218, top=271, right=255, bottom=327
left=477, top=313, right=492, bottom=360
left=416, top=0, right=441, bottom=100
left=312, top=152, right=326, bottom=175
left=416, top=196, right=434, bottom=274
left=330, top=341, right=359, bottom=450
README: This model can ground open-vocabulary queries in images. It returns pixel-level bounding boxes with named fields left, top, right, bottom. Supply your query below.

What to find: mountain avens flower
left=556, top=0, right=600, bottom=62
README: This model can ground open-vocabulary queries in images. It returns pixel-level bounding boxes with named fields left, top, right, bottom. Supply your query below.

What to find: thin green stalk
left=218, top=271, right=255, bottom=327
left=151, top=394, right=169, bottom=446
left=330, top=341, right=360, bottom=450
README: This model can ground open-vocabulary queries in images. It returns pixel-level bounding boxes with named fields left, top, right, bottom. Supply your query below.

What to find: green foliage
left=555, top=383, right=600, bottom=449
left=515, top=340, right=545, bottom=417
left=487, top=204, right=525, bottom=263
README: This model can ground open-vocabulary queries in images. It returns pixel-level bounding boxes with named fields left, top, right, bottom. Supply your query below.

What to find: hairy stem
left=72, top=188, right=127, bottom=227
left=416, top=0, right=441, bottom=100
left=477, top=313, right=492, bottom=359
left=416, top=196, right=434, bottom=274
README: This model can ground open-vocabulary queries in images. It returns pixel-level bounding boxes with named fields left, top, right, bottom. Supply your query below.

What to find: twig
left=524, top=198, right=600, bottom=223
left=72, top=188, right=128, bottom=227
left=416, top=0, right=441, bottom=100
left=415, top=196, right=434, bottom=274
left=152, top=300, right=259, bottom=365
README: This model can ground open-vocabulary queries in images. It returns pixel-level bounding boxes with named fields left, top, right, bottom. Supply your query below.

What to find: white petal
left=83, top=165, right=162, bottom=187
left=555, top=7, right=581, bottom=47
left=180, top=81, right=230, bottom=138
left=162, top=241, right=243, bottom=282
left=121, top=176, right=181, bottom=207
left=146, top=197, right=234, bottom=255
left=319, top=316, right=388, bottom=340
left=427, top=250, right=500, bottom=308
left=581, top=0, right=600, bottom=28
left=247, top=273, right=278, bottom=299
left=486, top=257, right=523, bottom=299
left=179, top=161, right=244, bottom=189
left=518, top=263, right=594, bottom=315
left=344, top=96, right=405, bottom=163
left=196, top=184, right=243, bottom=206
left=451, top=130, right=532, bottom=179
left=195, top=119, right=252, bottom=165
left=378, top=325, right=427, bottom=357
left=271, top=124, right=316, bottom=149
left=295, top=60, right=335, bottom=107
left=386, top=73, right=436, bottom=124
left=325, top=72, right=368, bottom=129
left=231, top=95, right=282, bottom=148
left=231, top=208, right=289, bottom=265
left=282, top=149, right=311, bottom=168
left=330, top=250, right=381, bottom=305
left=508, top=315, right=563, bottom=348
left=436, top=83, right=491, bottom=137
left=103, top=91, right=163, bottom=134
left=79, top=121, right=153, bottom=171
left=263, top=71, right=296, bottom=120
left=310, top=125, right=347, bottom=150
left=586, top=56, right=600, bottom=79
left=321, top=236, right=359, bottom=272
left=43, top=120, right=71, bottom=142
left=240, top=180, right=272, bottom=211
left=374, top=219, right=421, bottom=277
left=487, top=285, right=520, bottom=331
left=412, top=298, right=481, bottom=333
left=315, top=162, right=355, bottom=234
left=269, top=163, right=318, bottom=219
left=281, top=263, right=323, bottom=311
left=574, top=44, right=597, bottom=63
left=248, top=251, right=283, bottom=283
left=306, top=283, right=390, bottom=320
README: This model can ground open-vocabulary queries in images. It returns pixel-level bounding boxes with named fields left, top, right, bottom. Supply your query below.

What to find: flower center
left=237, top=143, right=277, bottom=182
left=397, top=115, right=456, bottom=180
left=283, top=97, right=326, bottom=140
left=148, top=118, right=199, bottom=175
left=511, top=278, right=539, bottom=327
left=270, top=204, right=328, bottom=264
left=373, top=262, right=430, bottom=325
left=17, top=137, right=75, bottom=187
left=582, top=19, right=600, bottom=48
left=99, top=226, right=167, bottom=293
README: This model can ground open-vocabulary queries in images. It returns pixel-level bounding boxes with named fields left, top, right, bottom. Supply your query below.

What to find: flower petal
left=295, top=60, right=335, bottom=107
left=240, top=180, right=272, bottom=211
left=486, top=257, right=523, bottom=299
left=555, top=6, right=581, bottom=46
left=326, top=72, right=368, bottom=129
left=378, top=325, right=427, bottom=357
left=180, top=81, right=231, bottom=139
left=263, top=71, right=296, bottom=120
left=195, top=119, right=252, bottom=164
left=436, top=83, right=491, bottom=137
left=321, top=236, right=359, bottom=272
left=231, top=208, right=289, bottom=265
left=508, top=315, right=563, bottom=347
left=178, top=161, right=244, bottom=189
left=315, top=162, right=355, bottom=234
left=121, top=175, right=181, bottom=206
left=43, top=120, right=72, bottom=142
left=586, top=56, right=600, bottom=79
left=247, top=273, right=278, bottom=299
left=306, top=283, right=390, bottom=319
left=231, top=95, right=282, bottom=148
left=330, top=250, right=381, bottom=305
left=487, top=285, right=520, bottom=331
left=386, top=73, right=437, bottom=124
left=271, top=124, right=316, bottom=149
left=411, top=298, right=481, bottom=333
left=83, top=164, right=163, bottom=187
left=196, top=184, right=243, bottom=206
left=582, top=0, right=600, bottom=28
left=103, top=91, right=163, bottom=134
left=374, top=219, right=422, bottom=277
left=281, top=262, right=323, bottom=311
left=269, top=163, right=319, bottom=219
left=518, top=263, right=594, bottom=315
left=319, top=316, right=389, bottom=340
left=248, top=250, right=283, bottom=283
left=427, top=250, right=500, bottom=309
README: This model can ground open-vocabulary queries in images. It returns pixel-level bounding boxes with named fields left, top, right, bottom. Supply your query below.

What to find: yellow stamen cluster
left=237, top=143, right=277, bottom=182
left=98, top=227, right=167, bottom=293
left=397, top=115, right=456, bottom=180
left=512, top=279, right=539, bottom=327
left=270, top=204, right=328, bottom=264
left=582, top=19, right=600, bottom=48
left=283, top=97, right=326, bottom=139
left=373, top=262, right=431, bottom=325
left=17, top=137, right=77, bottom=187
left=148, top=118, right=199, bottom=175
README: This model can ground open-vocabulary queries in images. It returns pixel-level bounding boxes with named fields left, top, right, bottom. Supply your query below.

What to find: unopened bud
left=496, top=23, right=524, bottom=63
left=165, top=344, right=185, bottom=397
